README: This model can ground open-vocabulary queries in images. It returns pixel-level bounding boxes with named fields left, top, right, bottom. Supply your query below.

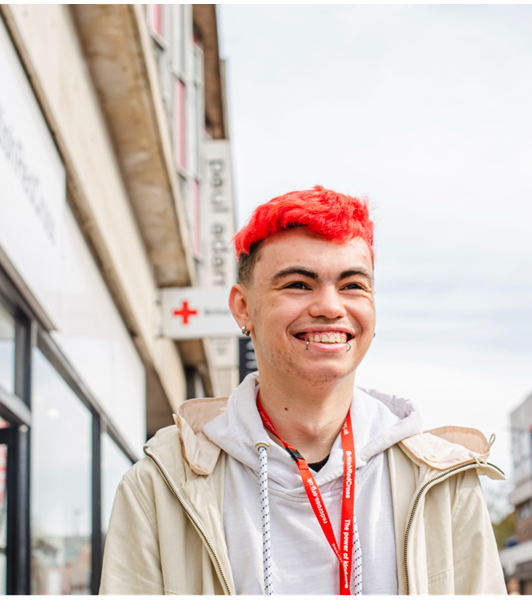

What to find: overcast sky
left=218, top=4, right=532, bottom=506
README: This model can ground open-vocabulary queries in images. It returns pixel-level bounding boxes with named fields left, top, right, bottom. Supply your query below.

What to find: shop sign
left=200, top=140, right=238, bottom=367
left=200, top=140, right=237, bottom=288
left=161, top=287, right=242, bottom=340
left=0, top=19, right=65, bottom=322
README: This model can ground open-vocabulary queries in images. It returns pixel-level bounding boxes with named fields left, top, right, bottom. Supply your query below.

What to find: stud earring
left=241, top=325, right=251, bottom=337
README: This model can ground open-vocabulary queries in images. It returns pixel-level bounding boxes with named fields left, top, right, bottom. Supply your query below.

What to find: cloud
left=218, top=4, right=532, bottom=486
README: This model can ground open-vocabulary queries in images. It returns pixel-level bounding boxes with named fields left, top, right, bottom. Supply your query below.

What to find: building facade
left=499, top=392, right=532, bottom=594
left=0, top=4, right=236, bottom=594
left=145, top=4, right=239, bottom=396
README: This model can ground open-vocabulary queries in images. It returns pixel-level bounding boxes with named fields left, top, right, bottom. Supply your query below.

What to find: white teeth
left=305, top=332, right=349, bottom=344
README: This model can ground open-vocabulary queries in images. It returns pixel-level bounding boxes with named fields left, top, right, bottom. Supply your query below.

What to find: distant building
left=0, top=4, right=236, bottom=594
left=499, top=392, right=532, bottom=594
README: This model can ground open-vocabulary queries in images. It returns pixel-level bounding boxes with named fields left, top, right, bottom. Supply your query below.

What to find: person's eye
left=285, top=281, right=309, bottom=290
left=343, top=282, right=367, bottom=291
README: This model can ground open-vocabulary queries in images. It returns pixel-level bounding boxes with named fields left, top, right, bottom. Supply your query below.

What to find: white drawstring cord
left=256, top=442, right=273, bottom=595
left=256, top=441, right=363, bottom=595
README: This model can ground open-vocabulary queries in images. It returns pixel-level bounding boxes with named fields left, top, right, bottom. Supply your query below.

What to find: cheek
left=255, top=297, right=304, bottom=328
left=252, top=301, right=301, bottom=356
left=351, top=298, right=376, bottom=329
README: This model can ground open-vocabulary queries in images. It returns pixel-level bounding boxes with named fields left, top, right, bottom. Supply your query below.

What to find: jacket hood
left=150, top=373, right=501, bottom=481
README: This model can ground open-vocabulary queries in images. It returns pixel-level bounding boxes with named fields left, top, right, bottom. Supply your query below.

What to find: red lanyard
left=256, top=393, right=356, bottom=594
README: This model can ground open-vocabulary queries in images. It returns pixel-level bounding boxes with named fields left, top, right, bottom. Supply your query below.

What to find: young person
left=100, top=186, right=506, bottom=595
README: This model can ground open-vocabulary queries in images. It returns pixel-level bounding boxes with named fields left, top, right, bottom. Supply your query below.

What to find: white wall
left=51, top=207, right=145, bottom=452
left=6, top=4, right=188, bottom=414
left=0, top=12, right=145, bottom=453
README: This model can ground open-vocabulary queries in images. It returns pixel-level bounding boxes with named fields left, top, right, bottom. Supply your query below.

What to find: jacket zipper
left=145, top=448, right=233, bottom=595
left=403, top=461, right=504, bottom=595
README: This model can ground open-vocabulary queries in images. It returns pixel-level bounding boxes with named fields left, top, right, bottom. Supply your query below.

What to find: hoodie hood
left=201, top=373, right=423, bottom=491
left=167, top=372, right=499, bottom=481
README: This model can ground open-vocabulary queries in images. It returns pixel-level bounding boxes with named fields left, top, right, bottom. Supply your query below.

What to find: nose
left=308, top=285, right=346, bottom=320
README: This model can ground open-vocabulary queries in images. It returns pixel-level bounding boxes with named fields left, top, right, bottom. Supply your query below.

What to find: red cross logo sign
left=162, top=287, right=238, bottom=339
left=173, top=301, right=198, bottom=325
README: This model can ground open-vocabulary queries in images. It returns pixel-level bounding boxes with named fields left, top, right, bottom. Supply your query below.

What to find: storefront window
left=0, top=303, right=15, bottom=395
left=31, top=350, right=91, bottom=594
left=101, top=432, right=132, bottom=537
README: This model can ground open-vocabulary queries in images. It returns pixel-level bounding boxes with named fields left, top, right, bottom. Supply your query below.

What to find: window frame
left=0, top=264, right=139, bottom=594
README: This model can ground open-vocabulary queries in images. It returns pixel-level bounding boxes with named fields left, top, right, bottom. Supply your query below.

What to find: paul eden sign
left=161, top=288, right=241, bottom=340
left=200, top=140, right=236, bottom=288
left=199, top=139, right=239, bottom=368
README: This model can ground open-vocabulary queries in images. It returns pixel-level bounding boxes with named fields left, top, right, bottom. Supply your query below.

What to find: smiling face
left=229, top=228, right=376, bottom=388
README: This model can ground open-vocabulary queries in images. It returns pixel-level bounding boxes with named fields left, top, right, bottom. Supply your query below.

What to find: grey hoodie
left=203, top=373, right=423, bottom=595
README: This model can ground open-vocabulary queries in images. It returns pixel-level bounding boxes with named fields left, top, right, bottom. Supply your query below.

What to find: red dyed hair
left=233, top=185, right=374, bottom=260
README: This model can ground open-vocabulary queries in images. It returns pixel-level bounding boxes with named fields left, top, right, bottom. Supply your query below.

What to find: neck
left=258, top=374, right=355, bottom=464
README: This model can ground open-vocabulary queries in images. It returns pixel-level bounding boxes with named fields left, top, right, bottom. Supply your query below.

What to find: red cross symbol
left=173, top=301, right=198, bottom=325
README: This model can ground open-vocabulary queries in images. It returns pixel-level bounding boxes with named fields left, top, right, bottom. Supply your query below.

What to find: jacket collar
left=149, top=395, right=501, bottom=479
left=172, top=397, right=228, bottom=476
left=399, top=426, right=503, bottom=477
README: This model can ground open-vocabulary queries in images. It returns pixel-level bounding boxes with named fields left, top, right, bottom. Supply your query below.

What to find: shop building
left=499, top=392, right=532, bottom=594
left=0, top=4, right=236, bottom=594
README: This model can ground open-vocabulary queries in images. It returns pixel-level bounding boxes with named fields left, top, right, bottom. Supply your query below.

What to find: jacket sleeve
left=99, top=477, right=164, bottom=595
left=451, top=470, right=507, bottom=595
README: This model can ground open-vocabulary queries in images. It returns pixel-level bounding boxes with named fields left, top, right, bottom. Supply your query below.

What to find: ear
left=229, top=284, right=252, bottom=332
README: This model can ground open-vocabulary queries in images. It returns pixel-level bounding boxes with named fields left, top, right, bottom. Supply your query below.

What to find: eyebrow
left=269, top=268, right=318, bottom=283
left=269, top=267, right=373, bottom=284
left=338, top=268, right=374, bottom=282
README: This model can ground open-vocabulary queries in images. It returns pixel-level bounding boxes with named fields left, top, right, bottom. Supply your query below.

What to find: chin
left=299, top=364, right=353, bottom=384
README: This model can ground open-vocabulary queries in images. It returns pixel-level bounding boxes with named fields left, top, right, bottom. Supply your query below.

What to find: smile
left=295, top=331, right=351, bottom=344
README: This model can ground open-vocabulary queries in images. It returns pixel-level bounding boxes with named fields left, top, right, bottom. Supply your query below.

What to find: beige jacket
left=100, top=397, right=507, bottom=595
